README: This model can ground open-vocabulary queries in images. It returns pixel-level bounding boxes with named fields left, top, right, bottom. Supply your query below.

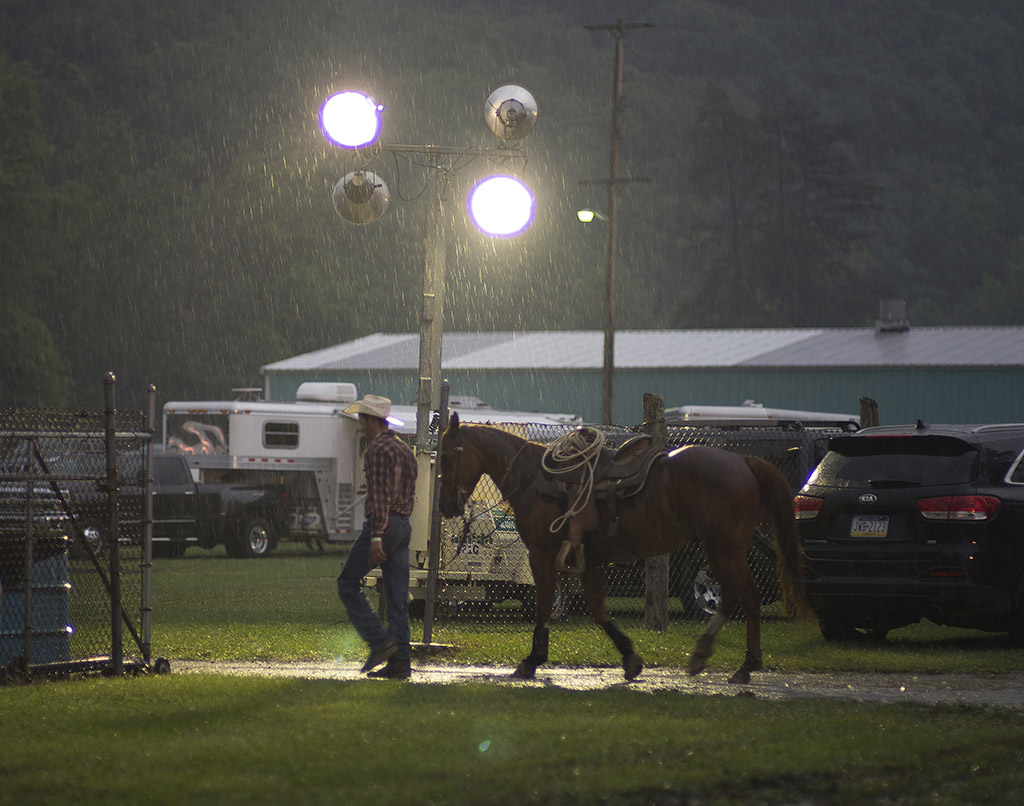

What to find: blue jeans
left=337, top=514, right=411, bottom=665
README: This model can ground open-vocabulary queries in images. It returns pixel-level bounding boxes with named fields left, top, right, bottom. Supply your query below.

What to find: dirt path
left=170, top=659, right=1024, bottom=710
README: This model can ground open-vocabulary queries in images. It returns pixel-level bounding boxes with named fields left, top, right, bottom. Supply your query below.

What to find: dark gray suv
left=795, top=422, right=1024, bottom=643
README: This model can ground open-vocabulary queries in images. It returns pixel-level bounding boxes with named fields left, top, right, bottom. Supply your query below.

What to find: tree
left=675, top=85, right=879, bottom=327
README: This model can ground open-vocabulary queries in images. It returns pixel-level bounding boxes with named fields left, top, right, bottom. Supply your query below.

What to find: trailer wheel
left=228, top=516, right=273, bottom=558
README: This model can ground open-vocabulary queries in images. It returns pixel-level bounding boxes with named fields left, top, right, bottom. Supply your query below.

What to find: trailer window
left=264, top=421, right=299, bottom=448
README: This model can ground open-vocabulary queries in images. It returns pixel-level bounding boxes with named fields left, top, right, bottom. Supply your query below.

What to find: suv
left=794, top=423, right=1024, bottom=643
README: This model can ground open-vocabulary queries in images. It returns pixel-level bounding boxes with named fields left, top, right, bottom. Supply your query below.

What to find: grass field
left=5, top=544, right=1024, bottom=805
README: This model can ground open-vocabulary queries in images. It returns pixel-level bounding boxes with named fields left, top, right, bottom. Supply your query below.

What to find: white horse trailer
left=162, top=383, right=581, bottom=579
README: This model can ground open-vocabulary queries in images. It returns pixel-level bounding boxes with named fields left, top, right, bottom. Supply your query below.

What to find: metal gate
left=0, top=378, right=158, bottom=676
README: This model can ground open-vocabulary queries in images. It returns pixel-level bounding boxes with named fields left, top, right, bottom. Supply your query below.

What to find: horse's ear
left=449, top=411, right=460, bottom=433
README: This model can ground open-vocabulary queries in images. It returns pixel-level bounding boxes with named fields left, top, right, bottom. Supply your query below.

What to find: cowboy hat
left=343, top=394, right=403, bottom=426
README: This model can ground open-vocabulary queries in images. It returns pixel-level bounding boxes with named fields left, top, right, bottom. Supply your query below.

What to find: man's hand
left=370, top=539, right=387, bottom=565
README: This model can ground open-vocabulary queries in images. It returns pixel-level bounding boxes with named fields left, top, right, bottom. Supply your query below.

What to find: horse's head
left=438, top=412, right=483, bottom=518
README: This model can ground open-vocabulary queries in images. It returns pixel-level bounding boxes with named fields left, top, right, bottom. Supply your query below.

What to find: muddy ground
left=170, top=658, right=1024, bottom=710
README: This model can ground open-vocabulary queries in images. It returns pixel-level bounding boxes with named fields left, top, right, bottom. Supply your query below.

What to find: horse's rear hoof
left=623, top=653, right=643, bottom=680
left=687, top=658, right=706, bottom=677
left=512, top=663, right=536, bottom=680
left=728, top=668, right=751, bottom=685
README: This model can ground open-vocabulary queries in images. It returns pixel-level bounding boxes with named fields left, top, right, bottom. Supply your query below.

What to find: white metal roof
left=262, top=327, right=1024, bottom=372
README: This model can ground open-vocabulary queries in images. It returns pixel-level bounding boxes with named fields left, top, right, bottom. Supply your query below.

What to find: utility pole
left=583, top=19, right=654, bottom=425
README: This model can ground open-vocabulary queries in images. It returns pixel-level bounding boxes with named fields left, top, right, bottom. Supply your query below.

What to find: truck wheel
left=228, top=517, right=273, bottom=559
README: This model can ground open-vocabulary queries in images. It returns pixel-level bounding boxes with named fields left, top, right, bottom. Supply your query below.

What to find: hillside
left=2, top=0, right=1022, bottom=407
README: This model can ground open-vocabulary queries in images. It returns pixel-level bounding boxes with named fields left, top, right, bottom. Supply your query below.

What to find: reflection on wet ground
left=171, top=660, right=1024, bottom=710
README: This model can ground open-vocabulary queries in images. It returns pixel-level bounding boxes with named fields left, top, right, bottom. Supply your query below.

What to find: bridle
left=446, top=432, right=533, bottom=515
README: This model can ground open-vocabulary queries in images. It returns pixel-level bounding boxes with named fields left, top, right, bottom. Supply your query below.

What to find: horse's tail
left=744, top=456, right=815, bottom=622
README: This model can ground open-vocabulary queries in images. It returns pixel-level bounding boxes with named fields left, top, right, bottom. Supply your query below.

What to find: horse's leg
left=687, top=596, right=733, bottom=677
left=581, top=564, right=643, bottom=680
left=513, top=550, right=556, bottom=679
left=691, top=538, right=763, bottom=684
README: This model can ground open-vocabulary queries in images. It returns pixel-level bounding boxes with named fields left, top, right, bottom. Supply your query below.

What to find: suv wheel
left=689, top=563, right=722, bottom=617
left=818, top=611, right=889, bottom=643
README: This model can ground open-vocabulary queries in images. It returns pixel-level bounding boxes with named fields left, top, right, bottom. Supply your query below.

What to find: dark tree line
left=2, top=1, right=1023, bottom=410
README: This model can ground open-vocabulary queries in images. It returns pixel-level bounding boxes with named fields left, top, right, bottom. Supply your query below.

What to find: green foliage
left=1, top=2, right=1023, bottom=408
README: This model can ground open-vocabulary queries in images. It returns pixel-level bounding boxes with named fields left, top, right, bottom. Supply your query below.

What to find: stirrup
left=555, top=539, right=585, bottom=575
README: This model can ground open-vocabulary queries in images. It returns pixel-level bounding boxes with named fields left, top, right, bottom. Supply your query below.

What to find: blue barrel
left=0, top=552, right=72, bottom=666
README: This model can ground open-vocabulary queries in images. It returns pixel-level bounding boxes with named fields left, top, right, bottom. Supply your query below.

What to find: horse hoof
left=623, top=653, right=643, bottom=680
left=687, top=658, right=706, bottom=677
left=728, top=668, right=751, bottom=685
left=511, top=664, right=536, bottom=680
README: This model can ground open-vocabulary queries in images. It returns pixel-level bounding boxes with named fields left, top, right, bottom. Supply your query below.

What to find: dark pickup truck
left=54, top=449, right=287, bottom=559
left=2, top=447, right=287, bottom=564
left=148, top=451, right=287, bottom=558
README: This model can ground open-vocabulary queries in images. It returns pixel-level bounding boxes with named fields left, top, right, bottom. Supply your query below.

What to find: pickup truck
left=149, top=451, right=287, bottom=558
left=58, top=450, right=287, bottom=560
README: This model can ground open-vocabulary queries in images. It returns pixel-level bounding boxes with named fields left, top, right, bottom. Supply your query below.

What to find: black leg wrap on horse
left=601, top=621, right=633, bottom=658
left=514, top=626, right=549, bottom=678
left=528, top=625, right=550, bottom=665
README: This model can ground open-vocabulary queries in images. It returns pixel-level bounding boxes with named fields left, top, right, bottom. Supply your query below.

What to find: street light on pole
left=319, top=85, right=538, bottom=450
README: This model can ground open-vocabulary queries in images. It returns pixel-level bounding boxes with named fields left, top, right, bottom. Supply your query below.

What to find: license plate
left=850, top=515, right=889, bottom=537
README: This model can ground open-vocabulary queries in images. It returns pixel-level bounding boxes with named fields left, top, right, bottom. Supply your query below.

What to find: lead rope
left=542, top=427, right=605, bottom=534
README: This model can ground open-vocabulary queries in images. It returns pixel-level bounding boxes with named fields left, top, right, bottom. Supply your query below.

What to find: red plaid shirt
left=364, top=430, right=417, bottom=538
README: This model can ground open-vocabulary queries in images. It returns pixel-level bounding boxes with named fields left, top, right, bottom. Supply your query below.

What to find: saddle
left=539, top=434, right=665, bottom=558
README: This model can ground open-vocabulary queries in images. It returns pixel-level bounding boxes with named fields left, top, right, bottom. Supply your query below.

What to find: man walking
left=337, top=394, right=417, bottom=679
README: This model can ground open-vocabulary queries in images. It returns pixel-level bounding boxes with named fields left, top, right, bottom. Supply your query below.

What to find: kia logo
left=859, top=493, right=878, bottom=504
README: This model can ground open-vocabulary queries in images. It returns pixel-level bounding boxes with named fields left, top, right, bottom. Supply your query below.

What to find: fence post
left=105, top=373, right=123, bottom=675
left=643, top=393, right=668, bottom=631
left=859, top=397, right=879, bottom=428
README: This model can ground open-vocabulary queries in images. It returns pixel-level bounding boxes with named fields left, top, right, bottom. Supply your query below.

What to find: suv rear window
left=813, top=436, right=978, bottom=487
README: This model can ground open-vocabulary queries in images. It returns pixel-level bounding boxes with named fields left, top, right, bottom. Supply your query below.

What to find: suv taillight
left=917, top=495, right=1001, bottom=521
left=793, top=495, right=824, bottom=520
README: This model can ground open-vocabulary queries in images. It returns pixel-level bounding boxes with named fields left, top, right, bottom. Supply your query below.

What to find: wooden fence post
left=859, top=397, right=879, bottom=428
left=643, top=392, right=669, bottom=631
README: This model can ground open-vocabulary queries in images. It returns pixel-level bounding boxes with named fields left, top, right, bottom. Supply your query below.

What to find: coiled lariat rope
left=542, top=427, right=605, bottom=534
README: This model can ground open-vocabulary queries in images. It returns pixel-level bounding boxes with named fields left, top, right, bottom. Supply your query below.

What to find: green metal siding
left=266, top=367, right=1024, bottom=427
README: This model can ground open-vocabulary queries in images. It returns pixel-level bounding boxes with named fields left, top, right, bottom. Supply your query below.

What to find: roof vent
left=296, top=382, right=358, bottom=403
left=875, top=299, right=910, bottom=334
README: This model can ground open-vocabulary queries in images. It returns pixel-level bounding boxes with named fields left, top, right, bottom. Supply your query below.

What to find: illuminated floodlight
left=468, top=176, right=534, bottom=236
left=320, top=91, right=383, bottom=148
left=576, top=208, right=607, bottom=223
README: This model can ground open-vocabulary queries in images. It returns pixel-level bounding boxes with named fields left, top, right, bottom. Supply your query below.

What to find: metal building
left=261, top=323, right=1024, bottom=427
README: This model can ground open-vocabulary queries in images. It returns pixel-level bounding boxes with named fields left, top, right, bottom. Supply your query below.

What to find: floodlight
left=483, top=84, right=538, bottom=141
left=320, top=91, right=384, bottom=148
left=333, top=171, right=389, bottom=224
left=468, top=175, right=534, bottom=236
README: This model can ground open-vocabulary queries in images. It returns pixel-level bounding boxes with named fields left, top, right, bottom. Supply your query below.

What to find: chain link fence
left=427, top=421, right=850, bottom=630
left=0, top=388, right=154, bottom=675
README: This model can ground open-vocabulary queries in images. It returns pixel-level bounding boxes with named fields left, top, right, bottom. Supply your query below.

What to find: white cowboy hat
left=343, top=394, right=403, bottom=426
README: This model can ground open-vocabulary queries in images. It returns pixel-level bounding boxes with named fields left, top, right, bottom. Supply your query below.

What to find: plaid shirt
left=364, top=429, right=417, bottom=539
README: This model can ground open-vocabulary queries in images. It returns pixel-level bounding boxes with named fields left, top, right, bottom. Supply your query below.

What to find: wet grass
left=148, top=545, right=1024, bottom=675
left=9, top=547, right=1024, bottom=805
left=4, top=673, right=1023, bottom=805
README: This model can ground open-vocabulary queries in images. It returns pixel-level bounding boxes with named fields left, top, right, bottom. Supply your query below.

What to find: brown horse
left=438, top=414, right=814, bottom=684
